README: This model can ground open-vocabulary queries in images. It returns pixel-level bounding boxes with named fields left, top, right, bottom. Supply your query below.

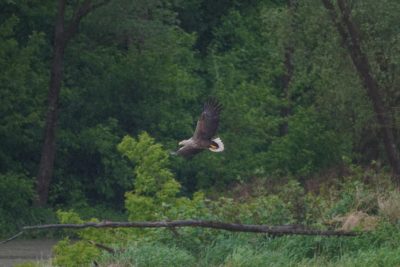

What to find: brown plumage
left=176, top=99, right=224, bottom=158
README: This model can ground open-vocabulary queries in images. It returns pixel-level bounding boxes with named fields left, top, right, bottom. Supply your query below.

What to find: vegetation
left=1, top=0, right=400, bottom=266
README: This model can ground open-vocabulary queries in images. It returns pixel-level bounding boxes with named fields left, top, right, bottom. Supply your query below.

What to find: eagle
left=176, top=99, right=224, bottom=158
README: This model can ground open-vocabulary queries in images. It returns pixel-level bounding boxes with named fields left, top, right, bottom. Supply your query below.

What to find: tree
left=279, top=0, right=296, bottom=136
left=36, top=0, right=110, bottom=206
left=321, top=0, right=400, bottom=183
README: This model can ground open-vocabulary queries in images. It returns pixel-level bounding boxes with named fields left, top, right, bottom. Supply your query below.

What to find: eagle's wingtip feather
left=204, top=98, right=223, bottom=113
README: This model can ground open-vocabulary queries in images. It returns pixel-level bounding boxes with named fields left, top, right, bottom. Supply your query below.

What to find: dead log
left=0, top=220, right=357, bottom=244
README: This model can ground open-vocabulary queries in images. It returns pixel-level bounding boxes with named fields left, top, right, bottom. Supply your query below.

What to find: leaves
left=2, top=0, right=400, bottom=243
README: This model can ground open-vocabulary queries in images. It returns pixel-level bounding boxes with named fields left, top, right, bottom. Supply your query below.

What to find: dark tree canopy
left=1, top=0, right=400, bottom=239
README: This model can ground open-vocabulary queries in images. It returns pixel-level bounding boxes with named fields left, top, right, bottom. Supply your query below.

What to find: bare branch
left=88, top=240, right=116, bottom=254
left=0, top=220, right=359, bottom=245
left=0, top=231, right=23, bottom=245
left=17, top=220, right=357, bottom=236
left=64, top=0, right=112, bottom=42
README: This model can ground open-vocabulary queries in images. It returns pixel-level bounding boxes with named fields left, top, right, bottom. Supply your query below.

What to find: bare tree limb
left=88, top=240, right=116, bottom=254
left=0, top=231, right=23, bottom=245
left=65, top=0, right=112, bottom=42
left=16, top=220, right=357, bottom=236
left=0, top=220, right=359, bottom=245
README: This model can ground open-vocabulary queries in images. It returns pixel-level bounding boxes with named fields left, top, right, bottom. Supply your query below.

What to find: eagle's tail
left=209, top=137, right=224, bottom=152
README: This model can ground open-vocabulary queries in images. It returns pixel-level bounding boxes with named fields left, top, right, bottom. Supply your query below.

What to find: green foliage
left=267, top=108, right=349, bottom=176
left=0, top=15, right=47, bottom=174
left=71, top=204, right=127, bottom=222
left=118, top=133, right=209, bottom=222
left=3, top=0, right=400, bottom=265
left=53, top=119, right=132, bottom=207
left=52, top=163, right=400, bottom=266
left=3, top=0, right=399, bottom=214
left=201, top=7, right=283, bottom=185
left=118, top=132, right=174, bottom=195
left=53, top=210, right=131, bottom=264
left=118, top=132, right=174, bottom=220
left=53, top=238, right=100, bottom=267
left=207, top=195, right=294, bottom=225
left=0, top=172, right=57, bottom=238
left=0, top=172, right=33, bottom=215
left=0, top=172, right=33, bottom=236
left=56, top=210, right=130, bottom=244
left=194, top=223, right=400, bottom=267
left=125, top=194, right=156, bottom=221
left=328, top=180, right=376, bottom=217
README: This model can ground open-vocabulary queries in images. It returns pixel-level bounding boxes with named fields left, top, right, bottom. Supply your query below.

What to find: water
left=0, top=239, right=57, bottom=267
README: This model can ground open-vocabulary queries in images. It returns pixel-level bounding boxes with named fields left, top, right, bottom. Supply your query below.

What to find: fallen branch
left=0, top=220, right=357, bottom=244
left=0, top=231, right=23, bottom=245
left=88, top=240, right=116, bottom=254
left=22, top=220, right=355, bottom=236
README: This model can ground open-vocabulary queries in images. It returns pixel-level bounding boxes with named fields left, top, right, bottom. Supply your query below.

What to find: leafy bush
left=0, top=172, right=33, bottom=236
left=54, top=119, right=132, bottom=208
left=52, top=210, right=134, bottom=265
left=53, top=238, right=100, bottom=266
left=118, top=133, right=209, bottom=222
left=0, top=172, right=33, bottom=213
left=266, top=108, right=348, bottom=176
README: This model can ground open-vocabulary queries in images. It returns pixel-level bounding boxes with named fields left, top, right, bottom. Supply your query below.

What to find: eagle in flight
left=176, top=99, right=224, bottom=158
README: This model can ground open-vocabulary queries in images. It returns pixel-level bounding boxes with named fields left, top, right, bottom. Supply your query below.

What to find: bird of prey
left=176, top=99, right=224, bottom=158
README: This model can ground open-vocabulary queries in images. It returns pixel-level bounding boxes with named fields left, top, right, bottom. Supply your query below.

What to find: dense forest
left=2, top=0, right=400, bottom=266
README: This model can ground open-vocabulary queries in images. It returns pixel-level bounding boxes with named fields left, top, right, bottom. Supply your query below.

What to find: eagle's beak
left=210, top=144, right=218, bottom=149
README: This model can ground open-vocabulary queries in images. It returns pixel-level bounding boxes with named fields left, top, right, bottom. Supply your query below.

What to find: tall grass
left=94, top=223, right=400, bottom=267
left=98, top=242, right=196, bottom=267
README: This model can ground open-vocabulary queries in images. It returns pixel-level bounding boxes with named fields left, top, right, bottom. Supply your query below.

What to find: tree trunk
left=279, top=0, right=296, bottom=136
left=279, top=46, right=294, bottom=136
left=35, top=0, right=67, bottom=206
left=321, top=0, right=400, bottom=183
left=36, top=0, right=110, bottom=206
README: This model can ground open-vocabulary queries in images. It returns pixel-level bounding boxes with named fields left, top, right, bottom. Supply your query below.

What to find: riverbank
left=0, top=239, right=57, bottom=267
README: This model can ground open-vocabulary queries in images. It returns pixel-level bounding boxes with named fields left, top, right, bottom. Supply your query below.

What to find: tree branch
left=64, top=0, right=112, bottom=42
left=88, top=240, right=116, bottom=254
left=0, top=231, right=23, bottom=245
left=0, top=220, right=357, bottom=245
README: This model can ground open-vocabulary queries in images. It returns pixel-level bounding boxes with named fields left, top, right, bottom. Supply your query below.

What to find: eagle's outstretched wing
left=176, top=145, right=203, bottom=158
left=193, top=99, right=222, bottom=141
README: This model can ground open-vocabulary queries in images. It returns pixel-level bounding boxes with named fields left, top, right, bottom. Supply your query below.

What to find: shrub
left=266, top=108, right=348, bottom=176
left=53, top=238, right=100, bottom=266
left=378, top=190, right=400, bottom=224
left=0, top=172, right=34, bottom=236
left=118, top=133, right=210, bottom=222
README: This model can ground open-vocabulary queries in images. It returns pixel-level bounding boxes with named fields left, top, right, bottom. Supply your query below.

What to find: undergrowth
left=16, top=134, right=400, bottom=267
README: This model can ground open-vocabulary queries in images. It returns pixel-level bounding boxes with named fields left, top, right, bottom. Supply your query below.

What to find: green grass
left=98, top=242, right=196, bottom=267
left=93, top=224, right=400, bottom=267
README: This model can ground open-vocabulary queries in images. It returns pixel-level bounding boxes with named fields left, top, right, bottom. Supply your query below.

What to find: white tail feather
left=209, top=137, right=224, bottom=152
